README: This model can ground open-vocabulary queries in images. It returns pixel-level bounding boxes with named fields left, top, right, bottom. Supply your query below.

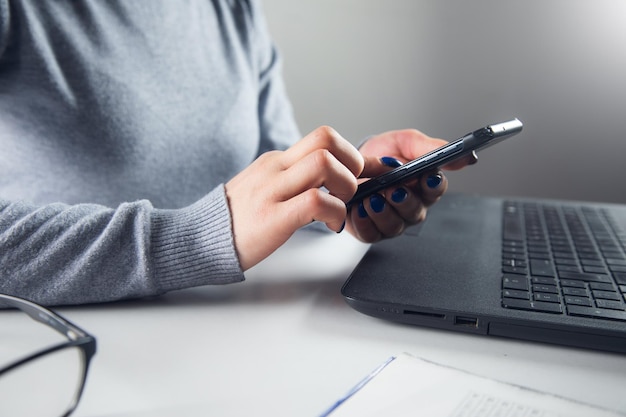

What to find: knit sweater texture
left=0, top=0, right=300, bottom=306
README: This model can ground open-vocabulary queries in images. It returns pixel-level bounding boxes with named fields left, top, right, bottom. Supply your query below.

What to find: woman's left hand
left=346, top=128, right=475, bottom=242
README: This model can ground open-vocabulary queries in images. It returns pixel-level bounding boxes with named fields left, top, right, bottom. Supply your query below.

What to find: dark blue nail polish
left=380, top=156, right=403, bottom=168
left=370, top=194, right=385, bottom=213
left=391, top=188, right=408, bottom=203
left=426, top=174, right=442, bottom=189
left=357, top=202, right=368, bottom=218
left=336, top=220, right=345, bottom=234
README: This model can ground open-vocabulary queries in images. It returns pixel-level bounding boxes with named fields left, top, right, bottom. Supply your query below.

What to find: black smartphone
left=347, top=118, right=523, bottom=206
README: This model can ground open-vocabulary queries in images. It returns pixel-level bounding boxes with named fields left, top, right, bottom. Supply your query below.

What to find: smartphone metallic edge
left=347, top=118, right=523, bottom=207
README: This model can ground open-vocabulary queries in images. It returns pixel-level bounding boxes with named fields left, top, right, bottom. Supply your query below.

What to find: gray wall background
left=263, top=0, right=626, bottom=204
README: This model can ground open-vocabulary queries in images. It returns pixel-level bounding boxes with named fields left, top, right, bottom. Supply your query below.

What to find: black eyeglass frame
left=0, top=294, right=97, bottom=417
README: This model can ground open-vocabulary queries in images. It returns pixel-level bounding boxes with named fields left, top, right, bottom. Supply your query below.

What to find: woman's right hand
left=225, top=126, right=364, bottom=271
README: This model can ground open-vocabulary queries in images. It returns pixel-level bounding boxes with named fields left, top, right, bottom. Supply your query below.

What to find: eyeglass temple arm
left=0, top=295, right=88, bottom=340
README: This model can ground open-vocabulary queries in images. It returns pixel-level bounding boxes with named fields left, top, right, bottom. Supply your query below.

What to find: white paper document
left=322, top=353, right=625, bottom=417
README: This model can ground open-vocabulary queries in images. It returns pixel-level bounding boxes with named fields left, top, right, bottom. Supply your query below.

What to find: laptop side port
left=403, top=310, right=446, bottom=319
left=454, top=315, right=479, bottom=328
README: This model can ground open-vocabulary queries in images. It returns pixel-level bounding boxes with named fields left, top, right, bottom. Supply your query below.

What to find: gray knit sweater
left=0, top=0, right=300, bottom=306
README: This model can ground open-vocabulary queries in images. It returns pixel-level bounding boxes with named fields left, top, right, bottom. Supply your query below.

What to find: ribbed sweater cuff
left=150, top=185, right=244, bottom=292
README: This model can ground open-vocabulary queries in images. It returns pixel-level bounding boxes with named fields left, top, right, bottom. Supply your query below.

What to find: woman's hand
left=346, top=129, right=475, bottom=243
left=226, top=126, right=474, bottom=271
left=225, top=126, right=363, bottom=270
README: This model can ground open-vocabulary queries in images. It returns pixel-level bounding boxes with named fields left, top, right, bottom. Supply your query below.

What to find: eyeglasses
left=0, top=294, right=97, bottom=417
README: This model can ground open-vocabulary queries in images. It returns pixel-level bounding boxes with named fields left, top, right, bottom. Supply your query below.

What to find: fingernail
left=370, top=193, right=385, bottom=213
left=336, top=220, right=346, bottom=234
left=380, top=156, right=403, bottom=168
left=391, top=188, right=408, bottom=203
left=357, top=202, right=368, bottom=218
left=426, top=174, right=442, bottom=189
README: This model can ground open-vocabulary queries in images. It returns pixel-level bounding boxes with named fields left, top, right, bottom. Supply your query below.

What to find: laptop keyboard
left=501, top=201, right=626, bottom=321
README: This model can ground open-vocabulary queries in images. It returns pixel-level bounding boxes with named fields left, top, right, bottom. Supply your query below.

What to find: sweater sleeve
left=0, top=185, right=243, bottom=307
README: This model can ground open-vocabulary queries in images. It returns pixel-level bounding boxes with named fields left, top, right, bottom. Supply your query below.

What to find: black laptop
left=341, top=193, right=626, bottom=353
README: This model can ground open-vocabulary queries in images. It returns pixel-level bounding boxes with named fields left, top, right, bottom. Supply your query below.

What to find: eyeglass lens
left=0, top=345, right=86, bottom=417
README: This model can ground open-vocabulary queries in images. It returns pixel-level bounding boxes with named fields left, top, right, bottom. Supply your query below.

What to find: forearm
left=0, top=186, right=243, bottom=306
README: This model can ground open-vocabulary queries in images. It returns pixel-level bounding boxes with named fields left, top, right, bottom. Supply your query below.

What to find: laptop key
left=583, top=266, right=609, bottom=274
left=503, top=218, right=524, bottom=241
left=528, top=252, right=551, bottom=261
left=502, top=297, right=563, bottom=314
left=578, top=253, right=602, bottom=262
left=504, top=252, right=527, bottom=260
left=555, top=258, right=578, bottom=266
left=589, top=282, right=615, bottom=291
left=592, top=290, right=621, bottom=301
left=567, top=305, right=626, bottom=321
left=503, top=289, right=530, bottom=300
left=502, top=266, right=529, bottom=275
left=564, top=296, right=593, bottom=307
left=531, top=276, right=557, bottom=285
left=530, top=259, right=556, bottom=277
left=553, top=251, right=576, bottom=260
left=502, top=275, right=529, bottom=291
left=534, top=293, right=560, bottom=303
left=532, top=284, right=558, bottom=294
left=614, top=272, right=626, bottom=285
left=503, top=246, right=526, bottom=255
left=595, top=299, right=625, bottom=311
left=563, top=287, right=588, bottom=296
left=602, top=251, right=625, bottom=259
left=558, top=271, right=612, bottom=283
left=502, top=259, right=527, bottom=268
left=528, top=244, right=550, bottom=253
left=560, top=279, right=586, bottom=288
left=557, top=265, right=582, bottom=273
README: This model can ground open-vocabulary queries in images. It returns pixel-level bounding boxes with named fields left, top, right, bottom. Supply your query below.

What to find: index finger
left=282, top=126, right=364, bottom=178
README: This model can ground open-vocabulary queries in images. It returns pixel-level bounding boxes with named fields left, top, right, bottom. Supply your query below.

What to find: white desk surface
left=4, top=229, right=626, bottom=416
